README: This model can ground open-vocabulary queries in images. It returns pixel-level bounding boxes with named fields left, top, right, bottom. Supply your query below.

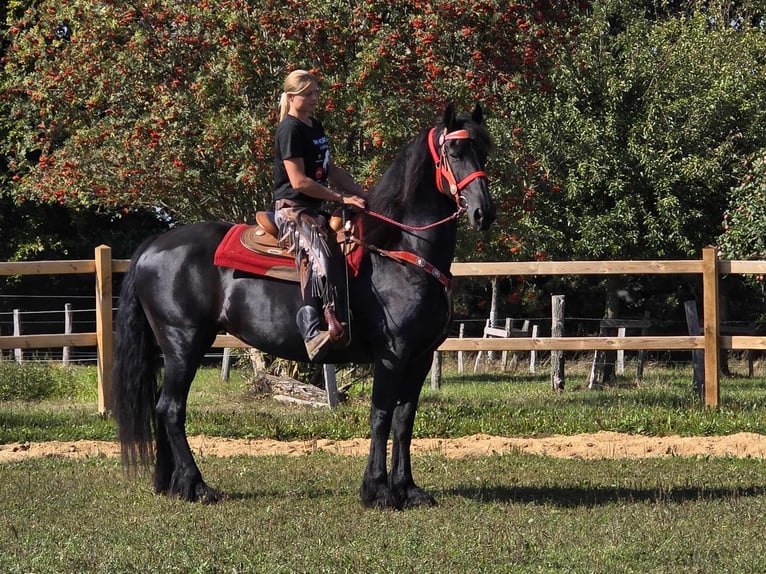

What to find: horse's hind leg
left=154, top=336, right=219, bottom=503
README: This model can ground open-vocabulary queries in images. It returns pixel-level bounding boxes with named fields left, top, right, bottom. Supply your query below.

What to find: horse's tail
left=112, top=239, right=158, bottom=471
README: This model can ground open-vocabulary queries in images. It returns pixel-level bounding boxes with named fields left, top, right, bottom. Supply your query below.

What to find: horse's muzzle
left=473, top=207, right=494, bottom=230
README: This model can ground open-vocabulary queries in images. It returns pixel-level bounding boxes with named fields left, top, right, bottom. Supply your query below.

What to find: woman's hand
left=341, top=193, right=366, bottom=210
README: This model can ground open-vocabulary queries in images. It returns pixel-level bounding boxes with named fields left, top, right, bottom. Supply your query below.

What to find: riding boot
left=296, top=305, right=331, bottom=361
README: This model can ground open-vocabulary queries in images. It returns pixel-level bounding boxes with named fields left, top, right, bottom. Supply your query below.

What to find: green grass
left=3, top=359, right=766, bottom=572
left=2, top=359, right=766, bottom=443
left=2, top=454, right=766, bottom=573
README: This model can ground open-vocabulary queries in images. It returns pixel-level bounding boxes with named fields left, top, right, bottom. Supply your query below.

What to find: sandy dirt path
left=3, top=432, right=766, bottom=463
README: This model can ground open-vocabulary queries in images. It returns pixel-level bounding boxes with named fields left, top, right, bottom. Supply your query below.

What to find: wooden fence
left=2, top=245, right=766, bottom=413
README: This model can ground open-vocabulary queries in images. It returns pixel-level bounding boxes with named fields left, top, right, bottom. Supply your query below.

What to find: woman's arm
left=327, top=161, right=365, bottom=197
left=284, top=158, right=366, bottom=208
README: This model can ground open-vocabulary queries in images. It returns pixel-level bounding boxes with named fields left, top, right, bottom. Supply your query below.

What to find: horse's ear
left=442, top=102, right=456, bottom=130
left=471, top=103, right=483, bottom=125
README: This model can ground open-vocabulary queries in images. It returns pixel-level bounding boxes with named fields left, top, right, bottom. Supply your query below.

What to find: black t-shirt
left=273, top=115, right=330, bottom=209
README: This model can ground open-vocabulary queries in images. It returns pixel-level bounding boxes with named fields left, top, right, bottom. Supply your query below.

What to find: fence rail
left=2, top=245, right=766, bottom=412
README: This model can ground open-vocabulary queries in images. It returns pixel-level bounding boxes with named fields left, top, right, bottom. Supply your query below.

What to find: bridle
left=362, top=126, right=489, bottom=232
left=352, top=126, right=489, bottom=292
left=427, top=127, right=488, bottom=208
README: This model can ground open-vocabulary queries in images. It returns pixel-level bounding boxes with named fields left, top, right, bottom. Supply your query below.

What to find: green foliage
left=0, top=0, right=583, bottom=225
left=511, top=1, right=766, bottom=261
left=719, top=151, right=766, bottom=261
left=0, top=360, right=92, bottom=401
left=5, top=1, right=766, bottom=324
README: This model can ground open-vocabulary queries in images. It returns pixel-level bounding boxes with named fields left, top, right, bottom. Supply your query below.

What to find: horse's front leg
left=360, top=404, right=402, bottom=509
left=360, top=362, right=400, bottom=509
left=390, top=355, right=436, bottom=508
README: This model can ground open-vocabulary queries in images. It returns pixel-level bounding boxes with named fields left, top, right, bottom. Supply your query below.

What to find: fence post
left=430, top=351, right=442, bottom=390
left=221, top=347, right=232, bottom=382
left=616, top=326, right=626, bottom=375
left=488, top=276, right=499, bottom=361
left=63, top=303, right=72, bottom=366
left=684, top=300, right=704, bottom=397
left=323, top=364, right=339, bottom=408
left=13, top=309, right=22, bottom=363
left=457, top=322, right=465, bottom=374
left=551, top=295, right=565, bottom=391
left=501, top=317, right=511, bottom=370
left=636, top=311, right=650, bottom=381
left=702, top=246, right=720, bottom=407
left=95, top=245, right=113, bottom=415
left=529, top=324, right=538, bottom=374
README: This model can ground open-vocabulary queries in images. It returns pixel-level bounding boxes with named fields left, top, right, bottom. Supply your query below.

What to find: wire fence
left=2, top=300, right=760, bottom=370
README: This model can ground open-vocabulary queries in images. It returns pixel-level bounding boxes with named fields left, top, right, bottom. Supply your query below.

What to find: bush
left=0, top=361, right=82, bottom=401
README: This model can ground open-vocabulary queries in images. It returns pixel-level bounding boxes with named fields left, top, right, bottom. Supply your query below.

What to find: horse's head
left=431, top=103, right=495, bottom=230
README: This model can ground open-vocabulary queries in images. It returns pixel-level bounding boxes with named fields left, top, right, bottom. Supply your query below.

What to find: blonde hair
left=279, top=69, right=319, bottom=121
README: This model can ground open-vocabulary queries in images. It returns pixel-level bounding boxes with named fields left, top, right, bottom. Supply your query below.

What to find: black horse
left=113, top=103, right=494, bottom=509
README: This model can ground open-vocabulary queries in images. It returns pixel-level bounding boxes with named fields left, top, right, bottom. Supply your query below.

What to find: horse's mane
left=362, top=113, right=491, bottom=247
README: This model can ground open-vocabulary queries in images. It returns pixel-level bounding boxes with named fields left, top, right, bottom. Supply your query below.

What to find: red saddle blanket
left=213, top=223, right=365, bottom=279
left=213, top=224, right=298, bottom=281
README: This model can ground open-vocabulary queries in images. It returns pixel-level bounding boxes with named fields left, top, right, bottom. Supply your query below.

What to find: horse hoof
left=166, top=475, right=221, bottom=503
left=402, top=487, right=437, bottom=509
left=195, top=482, right=221, bottom=504
left=360, top=484, right=401, bottom=510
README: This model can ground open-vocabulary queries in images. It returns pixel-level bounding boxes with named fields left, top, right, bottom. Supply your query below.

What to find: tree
left=1, top=0, right=583, bottom=224
left=511, top=1, right=766, bottom=263
left=719, top=151, right=766, bottom=261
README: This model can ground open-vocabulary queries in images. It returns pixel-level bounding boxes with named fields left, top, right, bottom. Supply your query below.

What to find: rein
left=361, top=204, right=465, bottom=232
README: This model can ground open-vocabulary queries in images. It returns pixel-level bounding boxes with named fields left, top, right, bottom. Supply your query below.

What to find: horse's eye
left=447, top=141, right=464, bottom=159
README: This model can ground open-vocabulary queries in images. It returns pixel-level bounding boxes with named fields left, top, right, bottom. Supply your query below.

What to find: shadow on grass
left=445, top=483, right=766, bottom=507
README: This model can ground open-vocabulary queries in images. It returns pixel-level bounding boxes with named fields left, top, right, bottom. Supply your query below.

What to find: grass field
left=2, top=358, right=766, bottom=572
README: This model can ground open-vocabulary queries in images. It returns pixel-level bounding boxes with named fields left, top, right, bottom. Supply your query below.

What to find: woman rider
left=273, top=69, right=366, bottom=361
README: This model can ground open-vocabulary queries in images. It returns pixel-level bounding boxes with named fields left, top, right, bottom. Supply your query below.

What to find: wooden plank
left=702, top=247, right=720, bottom=408
left=0, top=333, right=98, bottom=350
left=113, top=259, right=131, bottom=273
left=484, top=327, right=509, bottom=338
left=451, top=260, right=704, bottom=277
left=437, top=336, right=704, bottom=352
left=95, top=245, right=113, bottom=415
left=213, top=334, right=251, bottom=348
left=725, top=336, right=766, bottom=350
left=719, top=260, right=766, bottom=274
left=210, top=332, right=764, bottom=355
left=0, top=258, right=131, bottom=276
left=0, top=260, right=96, bottom=275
